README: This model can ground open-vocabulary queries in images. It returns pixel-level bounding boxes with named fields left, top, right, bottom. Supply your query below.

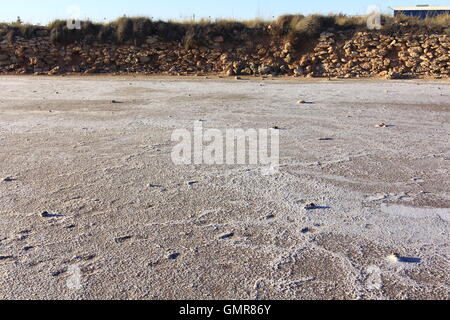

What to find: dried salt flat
left=381, top=203, right=450, bottom=222
left=0, top=77, right=449, bottom=299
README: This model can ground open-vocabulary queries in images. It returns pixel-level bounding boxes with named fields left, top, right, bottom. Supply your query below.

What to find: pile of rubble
left=293, top=31, right=449, bottom=78
left=0, top=30, right=448, bottom=78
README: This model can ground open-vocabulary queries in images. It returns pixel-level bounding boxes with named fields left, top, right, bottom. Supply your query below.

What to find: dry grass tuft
left=0, top=13, right=448, bottom=44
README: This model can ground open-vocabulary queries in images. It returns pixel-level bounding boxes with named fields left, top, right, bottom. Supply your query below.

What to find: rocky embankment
left=0, top=30, right=448, bottom=78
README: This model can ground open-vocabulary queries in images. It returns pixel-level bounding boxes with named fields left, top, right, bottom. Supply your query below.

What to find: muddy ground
left=0, top=76, right=449, bottom=300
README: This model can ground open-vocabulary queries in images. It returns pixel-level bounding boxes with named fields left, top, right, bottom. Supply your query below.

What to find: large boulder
left=213, top=36, right=224, bottom=43
left=139, top=56, right=152, bottom=63
left=0, top=53, right=9, bottom=61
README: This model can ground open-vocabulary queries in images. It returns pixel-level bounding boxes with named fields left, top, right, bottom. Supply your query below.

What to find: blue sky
left=1, top=0, right=448, bottom=24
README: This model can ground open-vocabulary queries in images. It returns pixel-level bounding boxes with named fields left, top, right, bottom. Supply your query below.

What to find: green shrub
left=49, top=26, right=63, bottom=44
left=4, top=13, right=448, bottom=45
left=274, top=14, right=305, bottom=35
left=6, top=30, right=15, bottom=43
left=115, top=17, right=134, bottom=43
left=97, top=24, right=114, bottom=42
left=47, top=19, right=66, bottom=30
left=293, top=15, right=335, bottom=37
left=17, top=24, right=38, bottom=38
left=133, top=18, right=154, bottom=38
left=183, top=25, right=198, bottom=49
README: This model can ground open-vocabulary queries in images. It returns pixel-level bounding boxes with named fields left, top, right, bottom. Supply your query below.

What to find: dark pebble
left=219, top=233, right=234, bottom=240
left=168, top=253, right=180, bottom=260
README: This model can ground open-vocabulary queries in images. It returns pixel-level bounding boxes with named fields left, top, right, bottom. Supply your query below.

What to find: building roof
left=390, top=6, right=450, bottom=11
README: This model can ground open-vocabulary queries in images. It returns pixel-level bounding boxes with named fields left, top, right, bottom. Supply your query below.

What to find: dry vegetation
left=0, top=14, right=448, bottom=45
